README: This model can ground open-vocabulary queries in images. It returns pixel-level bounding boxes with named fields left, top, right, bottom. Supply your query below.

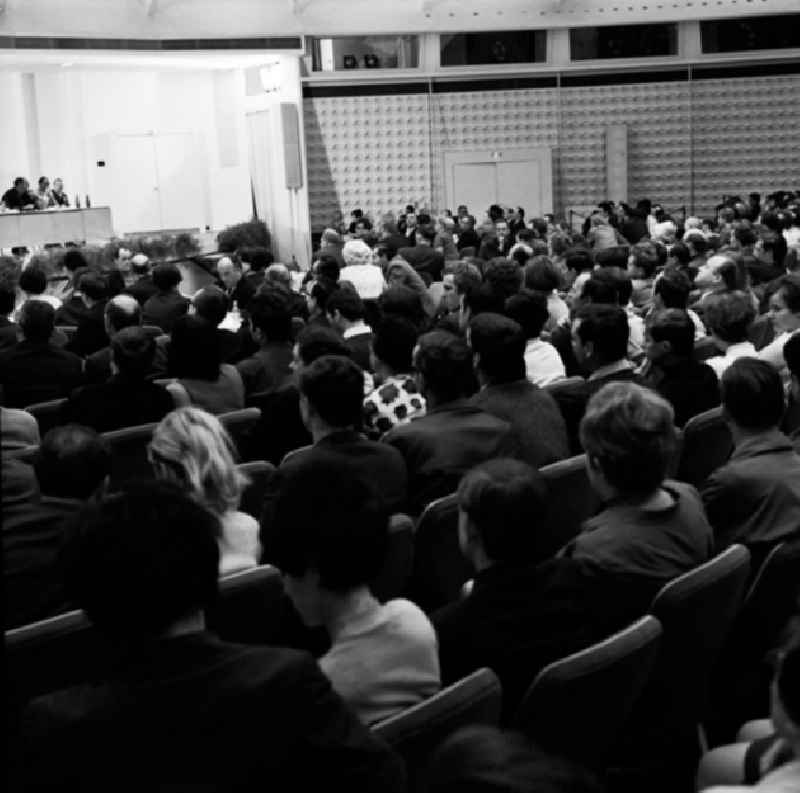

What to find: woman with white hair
left=339, top=238, right=384, bottom=300
left=148, top=406, right=259, bottom=575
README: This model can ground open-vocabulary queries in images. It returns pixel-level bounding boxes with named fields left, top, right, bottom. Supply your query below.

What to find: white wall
left=0, top=72, right=31, bottom=191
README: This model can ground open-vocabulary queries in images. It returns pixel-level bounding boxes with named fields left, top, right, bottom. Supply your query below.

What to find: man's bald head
left=265, top=263, right=291, bottom=289
left=105, top=294, right=142, bottom=335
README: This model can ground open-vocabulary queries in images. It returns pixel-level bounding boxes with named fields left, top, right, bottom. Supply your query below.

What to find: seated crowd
left=4, top=190, right=800, bottom=791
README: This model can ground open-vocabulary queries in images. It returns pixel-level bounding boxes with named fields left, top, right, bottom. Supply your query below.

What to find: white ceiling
left=0, top=0, right=797, bottom=38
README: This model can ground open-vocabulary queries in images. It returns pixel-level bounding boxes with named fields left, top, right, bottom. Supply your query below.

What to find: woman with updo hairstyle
left=148, top=406, right=259, bottom=575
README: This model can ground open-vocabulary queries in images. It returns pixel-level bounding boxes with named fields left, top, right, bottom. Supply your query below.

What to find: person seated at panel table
left=61, top=326, right=174, bottom=433
left=35, top=176, right=53, bottom=209
left=10, top=480, right=406, bottom=792
left=142, top=262, right=189, bottom=333
left=3, top=424, right=111, bottom=629
left=0, top=301, right=83, bottom=408
left=1, top=177, right=37, bottom=211
left=49, top=176, right=69, bottom=208
left=270, top=458, right=440, bottom=726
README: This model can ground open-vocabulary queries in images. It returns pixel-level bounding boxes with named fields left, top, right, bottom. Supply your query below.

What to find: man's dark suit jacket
left=456, top=228, right=481, bottom=252
left=0, top=341, right=83, bottom=407
left=3, top=495, right=81, bottom=629
left=66, top=301, right=108, bottom=358
left=14, top=632, right=405, bottom=792
left=54, top=295, right=92, bottom=327
left=383, top=232, right=410, bottom=259
left=702, top=429, right=800, bottom=564
left=260, top=429, right=408, bottom=554
left=383, top=400, right=513, bottom=514
left=397, top=246, right=445, bottom=284
left=345, top=331, right=373, bottom=373
left=142, top=291, right=190, bottom=333
left=621, top=215, right=648, bottom=245
left=470, top=379, right=569, bottom=469
left=236, top=342, right=294, bottom=396
left=246, top=385, right=311, bottom=466
left=0, top=317, right=19, bottom=353
left=125, top=275, right=158, bottom=306
left=434, top=559, right=638, bottom=718
left=645, top=357, right=720, bottom=428
left=61, top=376, right=175, bottom=433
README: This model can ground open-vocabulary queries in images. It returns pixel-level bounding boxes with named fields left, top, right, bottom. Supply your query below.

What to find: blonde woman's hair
left=149, top=407, right=249, bottom=516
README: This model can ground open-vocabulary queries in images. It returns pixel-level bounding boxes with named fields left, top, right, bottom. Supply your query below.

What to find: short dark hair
left=575, top=304, right=629, bottom=364
left=35, top=424, right=111, bottom=499
left=0, top=281, right=16, bottom=315
left=19, top=299, right=55, bottom=343
left=269, top=460, right=387, bottom=592
left=415, top=226, right=436, bottom=244
left=630, top=242, right=659, bottom=277
left=61, top=480, right=220, bottom=639
left=415, top=330, right=473, bottom=402
left=594, top=246, right=629, bottom=270
left=372, top=315, right=418, bottom=373
left=105, top=295, right=142, bottom=332
left=326, top=286, right=365, bottom=322
left=297, top=325, right=350, bottom=366
left=80, top=273, right=107, bottom=301
left=505, top=289, right=549, bottom=340
left=524, top=257, right=561, bottom=292
left=299, top=355, right=364, bottom=428
left=241, top=247, right=273, bottom=271
left=314, top=253, right=341, bottom=283
left=249, top=287, right=293, bottom=342
left=581, top=273, right=619, bottom=305
left=458, top=460, right=549, bottom=562
left=669, top=241, right=691, bottom=267
left=654, top=268, right=691, bottom=308
left=779, top=274, right=800, bottom=313
left=580, top=382, right=676, bottom=496
left=469, top=313, right=526, bottom=383
left=565, top=247, right=594, bottom=274
left=192, top=286, right=229, bottom=326
left=111, top=326, right=157, bottom=379
left=152, top=263, right=182, bottom=291
left=168, top=315, right=221, bottom=381
left=721, top=358, right=784, bottom=431
left=703, top=291, right=756, bottom=343
left=463, top=282, right=507, bottom=318
left=484, top=258, right=522, bottom=300
left=378, top=286, right=424, bottom=327
left=62, top=249, right=87, bottom=273
left=784, top=333, right=800, bottom=378
left=649, top=309, right=696, bottom=358
left=19, top=264, right=47, bottom=295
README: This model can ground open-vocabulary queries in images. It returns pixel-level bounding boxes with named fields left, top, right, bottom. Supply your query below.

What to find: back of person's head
left=654, top=268, right=691, bottom=309
left=152, top=262, right=182, bottom=292
left=721, top=358, right=784, bottom=431
left=149, top=406, right=247, bottom=516
left=575, top=304, right=629, bottom=365
left=62, top=480, right=220, bottom=640
left=243, top=246, right=273, bottom=272
left=415, top=330, right=473, bottom=402
left=299, top=354, right=364, bottom=429
left=326, top=285, right=365, bottom=322
left=379, top=285, right=425, bottom=326
left=372, top=315, right=418, bottom=373
left=581, top=272, right=619, bottom=305
left=629, top=241, right=659, bottom=277
left=105, top=293, right=142, bottom=333
left=565, top=246, right=594, bottom=274
left=168, top=315, right=221, bottom=381
left=484, top=258, right=522, bottom=300
left=19, top=299, right=55, bottom=343
left=669, top=241, right=691, bottom=267
left=580, top=382, right=677, bottom=497
left=504, top=289, right=549, bottom=340
left=264, top=263, right=292, bottom=290
left=703, top=291, right=756, bottom=343
left=427, top=726, right=603, bottom=793
left=296, top=324, right=350, bottom=366
left=111, top=326, right=156, bottom=379
left=269, top=459, right=387, bottom=600
left=80, top=273, right=107, bottom=302
left=249, top=286, right=293, bottom=342
left=648, top=309, right=695, bottom=358
left=595, top=246, right=629, bottom=270
left=35, top=424, right=111, bottom=499
left=192, top=285, right=229, bottom=326
left=464, top=282, right=507, bottom=319
left=314, top=252, right=341, bottom=283
left=523, top=256, right=561, bottom=293
left=469, top=313, right=526, bottom=384
left=458, top=460, right=549, bottom=563
left=19, top=263, right=48, bottom=295
left=62, top=249, right=88, bottom=273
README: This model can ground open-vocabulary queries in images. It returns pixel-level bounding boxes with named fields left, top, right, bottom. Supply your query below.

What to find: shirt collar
left=588, top=359, right=634, bottom=381
left=731, top=428, right=795, bottom=461
left=343, top=321, right=371, bottom=339
left=724, top=341, right=756, bottom=357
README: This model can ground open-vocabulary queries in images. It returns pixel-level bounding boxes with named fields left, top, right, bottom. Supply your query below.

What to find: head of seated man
left=216, top=256, right=242, bottom=292
left=299, top=355, right=364, bottom=440
left=19, top=299, right=56, bottom=345
left=269, top=457, right=440, bottom=725
left=111, top=326, right=157, bottom=381
left=35, top=424, right=111, bottom=501
left=325, top=287, right=367, bottom=336
left=151, top=263, right=182, bottom=294
left=653, top=267, right=692, bottom=311
left=571, top=304, right=630, bottom=377
left=703, top=290, right=756, bottom=352
left=168, top=315, right=222, bottom=383
left=247, top=287, right=293, bottom=348
left=468, top=313, right=526, bottom=388
left=191, top=286, right=229, bottom=328
left=292, top=324, right=351, bottom=375
left=19, top=263, right=49, bottom=298
left=646, top=309, right=696, bottom=365
left=720, top=358, right=785, bottom=442
left=105, top=294, right=142, bottom=338
left=413, top=330, right=476, bottom=409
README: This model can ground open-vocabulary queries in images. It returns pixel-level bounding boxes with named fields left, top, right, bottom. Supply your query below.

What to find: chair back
left=102, top=421, right=158, bottom=488
left=141, top=325, right=164, bottom=338
left=219, top=407, right=260, bottom=461
left=638, top=545, right=751, bottom=734
left=372, top=667, right=502, bottom=785
left=370, top=514, right=414, bottom=603
left=236, top=460, right=275, bottom=520
left=514, top=616, right=662, bottom=768
left=545, top=377, right=589, bottom=455
left=24, top=398, right=67, bottom=437
left=539, top=454, right=599, bottom=554
left=410, top=494, right=473, bottom=612
left=676, top=406, right=733, bottom=487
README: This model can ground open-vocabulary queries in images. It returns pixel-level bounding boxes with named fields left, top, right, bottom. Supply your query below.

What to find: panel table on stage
left=0, top=208, right=113, bottom=249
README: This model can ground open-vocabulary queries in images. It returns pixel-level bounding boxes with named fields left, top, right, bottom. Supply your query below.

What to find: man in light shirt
left=703, top=291, right=758, bottom=379
left=759, top=275, right=800, bottom=378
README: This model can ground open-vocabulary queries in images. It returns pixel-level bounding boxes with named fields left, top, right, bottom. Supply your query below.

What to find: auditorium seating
left=676, top=406, right=733, bottom=488
left=24, top=397, right=67, bottom=436
left=514, top=615, right=663, bottom=770
left=372, top=667, right=502, bottom=791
